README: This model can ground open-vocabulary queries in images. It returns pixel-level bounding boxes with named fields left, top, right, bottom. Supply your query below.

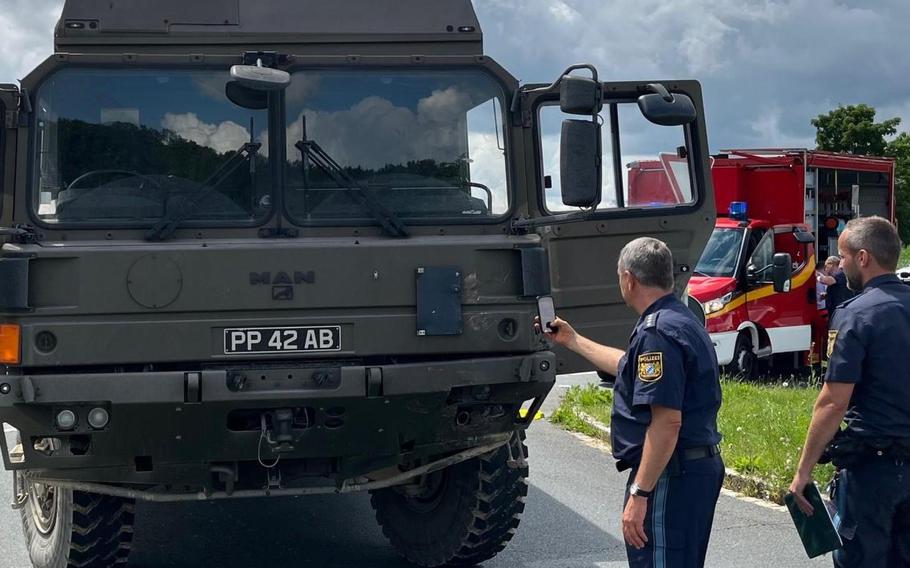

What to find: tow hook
left=261, top=409, right=296, bottom=453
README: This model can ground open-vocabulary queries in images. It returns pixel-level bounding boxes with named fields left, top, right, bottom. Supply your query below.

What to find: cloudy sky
left=3, top=0, right=910, bottom=152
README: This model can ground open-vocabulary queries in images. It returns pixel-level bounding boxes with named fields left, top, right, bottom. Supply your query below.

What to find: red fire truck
left=629, top=149, right=896, bottom=377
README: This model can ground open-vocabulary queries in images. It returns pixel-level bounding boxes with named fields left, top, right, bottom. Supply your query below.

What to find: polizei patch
left=827, top=330, right=838, bottom=359
left=637, top=352, right=663, bottom=382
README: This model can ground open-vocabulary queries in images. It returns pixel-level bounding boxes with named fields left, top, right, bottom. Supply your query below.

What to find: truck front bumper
left=0, top=353, right=555, bottom=488
left=709, top=331, right=739, bottom=366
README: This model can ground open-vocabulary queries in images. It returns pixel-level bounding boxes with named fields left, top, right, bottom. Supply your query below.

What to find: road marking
left=720, top=488, right=787, bottom=512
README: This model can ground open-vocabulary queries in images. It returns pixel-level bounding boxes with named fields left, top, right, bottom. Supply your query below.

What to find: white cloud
left=549, top=1, right=580, bottom=24
left=161, top=113, right=254, bottom=155
left=0, top=0, right=61, bottom=82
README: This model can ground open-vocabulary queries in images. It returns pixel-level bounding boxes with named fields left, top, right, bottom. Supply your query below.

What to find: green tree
left=811, top=104, right=909, bottom=244
left=886, top=133, right=910, bottom=244
left=812, top=104, right=900, bottom=155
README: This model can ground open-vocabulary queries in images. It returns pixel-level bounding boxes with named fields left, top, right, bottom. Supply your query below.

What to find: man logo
left=249, top=271, right=316, bottom=286
left=249, top=271, right=315, bottom=301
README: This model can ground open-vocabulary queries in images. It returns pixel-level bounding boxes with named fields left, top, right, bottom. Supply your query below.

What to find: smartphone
left=537, top=296, right=556, bottom=333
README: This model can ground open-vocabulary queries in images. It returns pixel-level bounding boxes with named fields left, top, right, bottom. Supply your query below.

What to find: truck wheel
left=370, top=431, right=528, bottom=567
left=728, top=333, right=758, bottom=379
left=19, top=482, right=134, bottom=568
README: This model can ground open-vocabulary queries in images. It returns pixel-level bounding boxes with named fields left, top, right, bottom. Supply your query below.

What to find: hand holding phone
left=537, top=296, right=556, bottom=334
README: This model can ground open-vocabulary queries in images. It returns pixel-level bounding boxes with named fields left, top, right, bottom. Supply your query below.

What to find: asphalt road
left=1, top=373, right=830, bottom=567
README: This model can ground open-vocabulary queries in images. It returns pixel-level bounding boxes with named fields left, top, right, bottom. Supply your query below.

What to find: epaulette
left=838, top=294, right=862, bottom=309
left=643, top=312, right=659, bottom=329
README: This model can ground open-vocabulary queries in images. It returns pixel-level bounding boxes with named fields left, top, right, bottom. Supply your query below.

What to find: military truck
left=0, top=1, right=716, bottom=566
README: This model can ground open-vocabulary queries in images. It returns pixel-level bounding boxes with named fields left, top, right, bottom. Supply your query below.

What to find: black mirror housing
left=560, top=75, right=602, bottom=115
left=560, top=119, right=602, bottom=208
left=772, top=253, right=793, bottom=293
left=638, top=92, right=697, bottom=126
left=226, top=81, right=268, bottom=110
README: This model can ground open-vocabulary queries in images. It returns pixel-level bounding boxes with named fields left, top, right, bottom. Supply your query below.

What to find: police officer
left=545, top=237, right=724, bottom=568
left=817, top=254, right=857, bottom=325
left=789, top=216, right=910, bottom=567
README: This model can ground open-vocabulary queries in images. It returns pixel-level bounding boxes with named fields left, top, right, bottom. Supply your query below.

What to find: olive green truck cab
left=0, top=1, right=716, bottom=566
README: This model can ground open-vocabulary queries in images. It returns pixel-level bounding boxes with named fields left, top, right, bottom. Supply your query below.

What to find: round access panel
left=127, top=255, right=183, bottom=309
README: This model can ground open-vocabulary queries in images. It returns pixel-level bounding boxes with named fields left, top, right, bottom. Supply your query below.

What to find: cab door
left=0, top=85, right=17, bottom=225
left=744, top=227, right=813, bottom=356
left=521, top=78, right=716, bottom=374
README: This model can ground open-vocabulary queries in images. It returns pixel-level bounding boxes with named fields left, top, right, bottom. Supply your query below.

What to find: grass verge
left=901, top=245, right=910, bottom=268
left=551, top=380, right=836, bottom=504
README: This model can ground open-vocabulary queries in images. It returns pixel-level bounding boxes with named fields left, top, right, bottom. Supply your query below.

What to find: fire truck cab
left=630, top=149, right=896, bottom=377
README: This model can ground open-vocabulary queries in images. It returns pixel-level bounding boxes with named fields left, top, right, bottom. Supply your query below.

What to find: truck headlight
left=702, top=292, right=733, bottom=315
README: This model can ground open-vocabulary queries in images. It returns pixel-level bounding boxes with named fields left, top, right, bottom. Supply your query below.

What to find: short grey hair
left=618, top=237, right=674, bottom=291
left=842, top=216, right=902, bottom=271
left=825, top=255, right=841, bottom=266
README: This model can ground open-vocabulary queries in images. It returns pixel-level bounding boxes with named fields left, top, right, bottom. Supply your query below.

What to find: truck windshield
left=284, top=69, right=508, bottom=223
left=695, top=228, right=744, bottom=277
left=33, top=69, right=270, bottom=225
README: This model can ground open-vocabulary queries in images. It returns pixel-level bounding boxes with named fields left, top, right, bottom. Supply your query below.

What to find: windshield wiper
left=294, top=140, right=409, bottom=238
left=692, top=270, right=709, bottom=277
left=145, top=142, right=261, bottom=241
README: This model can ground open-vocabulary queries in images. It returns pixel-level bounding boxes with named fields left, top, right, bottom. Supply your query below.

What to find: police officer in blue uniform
left=545, top=237, right=724, bottom=568
left=790, top=216, right=910, bottom=567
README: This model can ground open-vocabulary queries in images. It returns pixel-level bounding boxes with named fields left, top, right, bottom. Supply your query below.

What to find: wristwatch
left=629, top=483, right=653, bottom=498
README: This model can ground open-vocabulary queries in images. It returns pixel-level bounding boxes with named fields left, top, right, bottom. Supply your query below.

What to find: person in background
left=817, top=254, right=857, bottom=325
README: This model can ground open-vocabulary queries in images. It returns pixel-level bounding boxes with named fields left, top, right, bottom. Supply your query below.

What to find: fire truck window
left=748, top=232, right=774, bottom=282
left=538, top=102, right=694, bottom=213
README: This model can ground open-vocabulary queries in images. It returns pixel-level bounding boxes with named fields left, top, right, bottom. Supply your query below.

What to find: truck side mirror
left=560, top=75, right=602, bottom=115
left=559, top=119, right=602, bottom=208
left=638, top=91, right=697, bottom=126
left=772, top=253, right=793, bottom=293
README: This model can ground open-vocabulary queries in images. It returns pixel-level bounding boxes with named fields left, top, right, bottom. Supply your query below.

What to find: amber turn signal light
left=0, top=325, right=21, bottom=365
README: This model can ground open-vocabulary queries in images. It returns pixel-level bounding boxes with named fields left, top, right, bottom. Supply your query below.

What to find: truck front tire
left=370, top=431, right=529, bottom=567
left=19, top=482, right=135, bottom=568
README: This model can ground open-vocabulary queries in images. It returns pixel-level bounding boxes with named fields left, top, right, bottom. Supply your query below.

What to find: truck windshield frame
left=29, top=67, right=273, bottom=229
left=282, top=67, right=512, bottom=226
left=695, top=227, right=746, bottom=278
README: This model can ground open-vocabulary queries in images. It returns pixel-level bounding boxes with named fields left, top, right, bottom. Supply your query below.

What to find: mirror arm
left=643, top=83, right=674, bottom=103
left=520, top=63, right=600, bottom=96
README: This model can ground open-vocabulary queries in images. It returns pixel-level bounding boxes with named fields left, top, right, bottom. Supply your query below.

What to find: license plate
left=223, top=326, right=341, bottom=355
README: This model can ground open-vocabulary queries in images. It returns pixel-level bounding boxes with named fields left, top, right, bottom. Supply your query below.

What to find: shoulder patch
left=637, top=352, right=663, bottom=382
left=827, top=330, right=838, bottom=359
left=643, top=313, right=659, bottom=329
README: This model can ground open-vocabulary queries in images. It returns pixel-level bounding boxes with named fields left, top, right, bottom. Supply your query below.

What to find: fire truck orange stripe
left=703, top=256, right=816, bottom=320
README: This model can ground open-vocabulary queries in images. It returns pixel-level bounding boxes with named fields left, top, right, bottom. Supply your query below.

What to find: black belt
left=680, top=444, right=721, bottom=461
left=615, top=444, right=720, bottom=472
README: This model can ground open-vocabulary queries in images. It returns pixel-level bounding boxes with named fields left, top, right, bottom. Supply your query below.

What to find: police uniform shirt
left=611, top=293, right=723, bottom=466
left=826, top=274, right=910, bottom=439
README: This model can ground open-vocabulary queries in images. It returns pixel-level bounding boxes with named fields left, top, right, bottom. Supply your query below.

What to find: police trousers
left=624, top=454, right=725, bottom=568
left=831, top=457, right=910, bottom=568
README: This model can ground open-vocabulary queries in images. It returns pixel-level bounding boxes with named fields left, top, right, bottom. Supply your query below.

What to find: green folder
left=784, top=483, right=843, bottom=559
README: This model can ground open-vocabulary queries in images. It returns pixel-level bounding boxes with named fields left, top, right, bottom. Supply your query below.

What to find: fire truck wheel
left=370, top=431, right=528, bottom=567
left=728, top=333, right=759, bottom=379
